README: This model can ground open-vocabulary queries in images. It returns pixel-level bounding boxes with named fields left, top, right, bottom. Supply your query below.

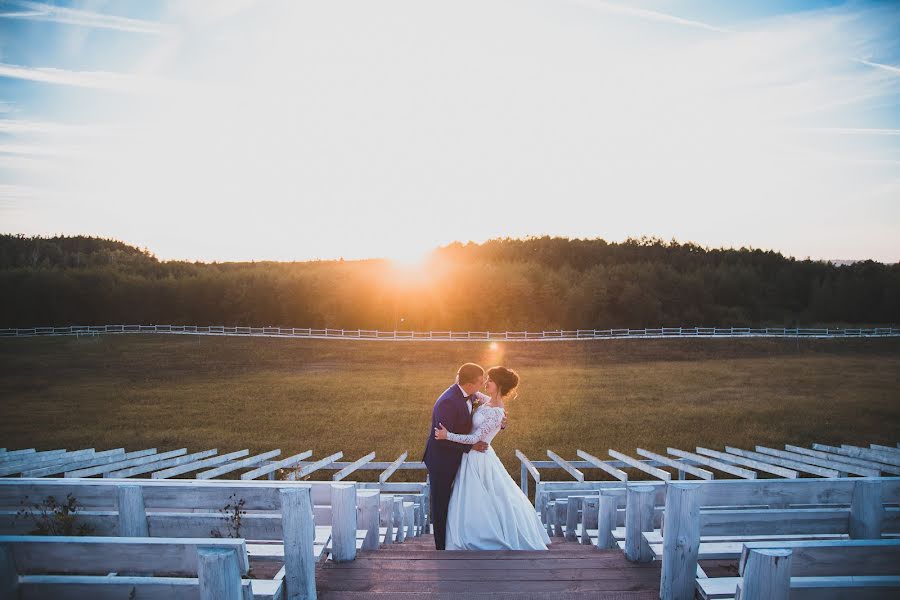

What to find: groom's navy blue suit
left=422, top=383, right=474, bottom=550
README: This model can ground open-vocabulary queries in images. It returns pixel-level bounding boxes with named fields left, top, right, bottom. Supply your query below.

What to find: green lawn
left=1, top=335, right=898, bottom=481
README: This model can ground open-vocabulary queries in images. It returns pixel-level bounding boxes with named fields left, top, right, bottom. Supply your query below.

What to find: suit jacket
left=422, top=384, right=474, bottom=476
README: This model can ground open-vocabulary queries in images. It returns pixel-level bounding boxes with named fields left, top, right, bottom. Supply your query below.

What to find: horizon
left=1, top=1, right=899, bottom=264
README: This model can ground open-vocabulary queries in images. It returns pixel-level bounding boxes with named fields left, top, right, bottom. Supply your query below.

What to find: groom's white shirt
left=456, top=384, right=489, bottom=414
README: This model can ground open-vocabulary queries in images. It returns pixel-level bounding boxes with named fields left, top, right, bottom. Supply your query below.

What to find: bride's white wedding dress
left=444, top=405, right=551, bottom=550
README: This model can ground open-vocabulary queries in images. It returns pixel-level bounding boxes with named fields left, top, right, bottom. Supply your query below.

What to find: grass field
left=1, top=335, right=898, bottom=482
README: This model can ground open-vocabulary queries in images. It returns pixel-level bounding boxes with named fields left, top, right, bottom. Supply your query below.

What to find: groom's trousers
left=429, top=468, right=455, bottom=550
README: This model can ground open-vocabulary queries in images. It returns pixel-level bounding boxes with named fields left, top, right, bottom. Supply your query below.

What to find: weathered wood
left=812, top=443, right=900, bottom=467
left=695, top=447, right=798, bottom=478
left=241, top=450, right=312, bottom=480
left=755, top=446, right=878, bottom=477
left=516, top=450, right=541, bottom=492
left=545, top=500, right=554, bottom=537
left=871, top=444, right=900, bottom=454
left=107, top=449, right=218, bottom=478
left=378, top=452, right=408, bottom=484
left=197, top=449, right=281, bottom=480
left=566, top=496, right=582, bottom=541
left=725, top=447, right=839, bottom=478
left=293, top=452, right=344, bottom=479
left=379, top=495, right=394, bottom=545
left=392, top=497, right=405, bottom=543
left=581, top=496, right=599, bottom=545
left=198, top=546, right=244, bottom=600
left=698, top=508, right=849, bottom=536
left=609, top=450, right=671, bottom=481
left=850, top=479, right=884, bottom=539
left=116, top=485, right=148, bottom=537
left=636, top=448, right=713, bottom=480
left=152, top=449, right=250, bottom=479
left=736, top=548, right=792, bottom=600
left=660, top=483, right=700, bottom=600
left=739, top=539, right=900, bottom=576
left=404, top=502, right=416, bottom=539
left=358, top=490, right=380, bottom=551
left=67, top=448, right=184, bottom=478
left=785, top=445, right=900, bottom=476
left=597, top=490, right=620, bottom=549
left=554, top=499, right=567, bottom=537
left=331, top=484, right=357, bottom=562
left=333, top=452, right=376, bottom=482
left=22, top=449, right=133, bottom=478
left=280, top=486, right=316, bottom=600
left=547, top=450, right=585, bottom=482
left=0, top=450, right=97, bottom=477
left=667, top=447, right=756, bottom=479
left=576, top=450, right=628, bottom=481
left=625, top=485, right=656, bottom=562
left=0, top=543, right=16, bottom=599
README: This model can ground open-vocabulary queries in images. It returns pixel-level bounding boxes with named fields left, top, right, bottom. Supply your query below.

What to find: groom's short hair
left=457, top=363, right=485, bottom=385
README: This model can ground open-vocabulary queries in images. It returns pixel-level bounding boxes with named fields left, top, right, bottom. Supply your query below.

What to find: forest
left=1, top=234, right=897, bottom=329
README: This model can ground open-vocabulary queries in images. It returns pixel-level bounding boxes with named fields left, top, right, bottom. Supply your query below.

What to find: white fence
left=1, top=324, right=898, bottom=341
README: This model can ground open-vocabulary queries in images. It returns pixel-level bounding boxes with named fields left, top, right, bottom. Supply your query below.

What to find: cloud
left=854, top=59, right=900, bottom=76
left=0, top=62, right=193, bottom=95
left=0, top=1, right=172, bottom=35
left=570, top=0, right=731, bottom=33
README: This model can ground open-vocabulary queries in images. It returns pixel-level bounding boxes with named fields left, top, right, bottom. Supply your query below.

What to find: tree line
left=1, top=234, right=897, bottom=329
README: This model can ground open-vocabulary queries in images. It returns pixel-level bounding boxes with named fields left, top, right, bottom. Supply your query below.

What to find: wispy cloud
left=0, top=62, right=192, bottom=95
left=0, top=1, right=172, bottom=35
left=855, top=58, right=900, bottom=76
left=796, top=127, right=900, bottom=136
left=571, top=0, right=732, bottom=33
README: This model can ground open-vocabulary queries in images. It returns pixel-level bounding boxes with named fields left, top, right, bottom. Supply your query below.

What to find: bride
left=434, top=366, right=551, bottom=550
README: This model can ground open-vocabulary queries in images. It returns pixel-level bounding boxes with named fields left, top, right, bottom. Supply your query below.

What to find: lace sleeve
left=446, top=408, right=502, bottom=444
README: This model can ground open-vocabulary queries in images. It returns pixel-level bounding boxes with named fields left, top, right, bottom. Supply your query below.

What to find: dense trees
left=1, top=234, right=897, bottom=329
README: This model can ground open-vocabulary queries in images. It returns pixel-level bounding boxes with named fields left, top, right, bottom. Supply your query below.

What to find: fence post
left=404, top=502, right=416, bottom=539
left=380, top=495, right=394, bottom=544
left=850, top=479, right=884, bottom=539
left=659, top=483, right=700, bottom=600
left=281, top=487, right=316, bottom=600
left=554, top=499, right=567, bottom=537
left=358, top=490, right=380, bottom=551
left=546, top=501, right=555, bottom=537
left=581, top=496, right=599, bottom=545
left=116, top=484, right=149, bottom=537
left=566, top=496, right=581, bottom=541
left=624, top=485, right=655, bottom=562
left=392, top=497, right=405, bottom=543
left=1, top=544, right=16, bottom=599
left=197, top=547, right=244, bottom=600
left=737, top=548, right=792, bottom=600
left=332, top=483, right=357, bottom=562
left=596, top=490, right=619, bottom=549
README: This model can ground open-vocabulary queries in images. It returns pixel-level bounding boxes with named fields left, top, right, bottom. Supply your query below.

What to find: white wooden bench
left=697, top=539, right=900, bottom=599
left=0, top=535, right=282, bottom=600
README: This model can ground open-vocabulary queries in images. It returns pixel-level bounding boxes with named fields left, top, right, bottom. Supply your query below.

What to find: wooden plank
left=67, top=448, right=187, bottom=478
left=812, top=443, right=900, bottom=467
left=107, top=449, right=219, bottom=478
left=547, top=450, right=585, bottom=482
left=197, top=546, right=244, bottom=600
left=293, top=452, right=343, bottom=479
left=725, top=447, right=839, bottom=478
left=754, top=446, right=878, bottom=477
left=695, top=447, right=798, bottom=478
left=0, top=450, right=98, bottom=477
left=333, top=452, right=376, bottom=482
left=23, top=449, right=151, bottom=478
left=196, top=449, right=281, bottom=480
left=0, top=536, right=249, bottom=576
left=635, top=448, right=713, bottom=480
left=241, top=450, right=312, bottom=480
left=784, top=445, right=900, bottom=476
left=740, top=539, right=900, bottom=577
left=152, top=450, right=250, bottom=479
left=699, top=508, right=849, bottom=536
left=609, top=449, right=671, bottom=480
left=576, top=450, right=628, bottom=481
left=667, top=448, right=756, bottom=479
left=15, top=576, right=256, bottom=600
left=515, top=450, right=541, bottom=483
left=378, top=452, right=408, bottom=484
left=870, top=444, right=900, bottom=454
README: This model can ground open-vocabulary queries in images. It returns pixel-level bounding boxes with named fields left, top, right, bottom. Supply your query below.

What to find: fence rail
left=1, top=324, right=898, bottom=341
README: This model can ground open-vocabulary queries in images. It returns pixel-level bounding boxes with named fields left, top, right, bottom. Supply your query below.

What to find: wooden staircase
left=316, top=534, right=662, bottom=599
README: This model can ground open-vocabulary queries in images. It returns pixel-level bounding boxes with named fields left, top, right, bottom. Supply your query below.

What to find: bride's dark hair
left=487, top=366, right=519, bottom=398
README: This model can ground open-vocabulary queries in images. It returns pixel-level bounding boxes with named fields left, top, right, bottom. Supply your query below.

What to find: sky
left=0, top=0, right=898, bottom=263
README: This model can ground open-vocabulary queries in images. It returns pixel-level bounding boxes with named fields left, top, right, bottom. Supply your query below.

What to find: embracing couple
left=422, top=363, right=551, bottom=551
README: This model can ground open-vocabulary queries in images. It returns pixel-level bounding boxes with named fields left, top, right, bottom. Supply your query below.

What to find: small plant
left=16, top=494, right=95, bottom=536
left=210, top=493, right=246, bottom=539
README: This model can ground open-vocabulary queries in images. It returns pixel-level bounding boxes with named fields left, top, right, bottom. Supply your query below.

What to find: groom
left=422, top=363, right=490, bottom=550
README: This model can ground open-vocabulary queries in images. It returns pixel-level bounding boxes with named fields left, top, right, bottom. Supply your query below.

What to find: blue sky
left=1, top=0, right=898, bottom=263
